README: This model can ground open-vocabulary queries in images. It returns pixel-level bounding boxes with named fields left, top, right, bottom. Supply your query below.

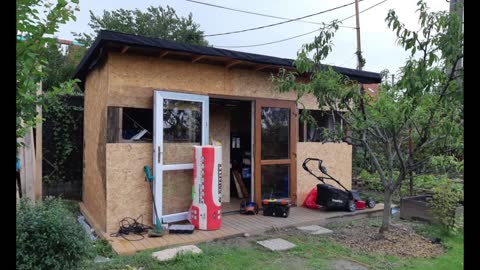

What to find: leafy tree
left=273, top=0, right=463, bottom=234
left=74, top=5, right=208, bottom=47
left=42, top=43, right=85, bottom=93
left=42, top=44, right=85, bottom=185
left=17, top=0, right=79, bottom=151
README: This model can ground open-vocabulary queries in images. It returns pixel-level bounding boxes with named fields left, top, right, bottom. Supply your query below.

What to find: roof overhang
left=73, top=30, right=382, bottom=89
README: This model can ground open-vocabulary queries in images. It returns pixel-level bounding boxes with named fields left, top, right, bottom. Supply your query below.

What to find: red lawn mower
left=302, top=158, right=376, bottom=212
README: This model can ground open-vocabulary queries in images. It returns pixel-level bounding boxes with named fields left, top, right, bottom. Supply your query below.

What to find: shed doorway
left=254, top=99, right=297, bottom=205
left=210, top=98, right=253, bottom=213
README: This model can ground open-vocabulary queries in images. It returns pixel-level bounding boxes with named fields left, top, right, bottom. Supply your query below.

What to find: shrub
left=94, top=238, right=114, bottom=258
left=358, top=169, right=383, bottom=191
left=429, top=178, right=464, bottom=234
left=16, top=198, right=94, bottom=270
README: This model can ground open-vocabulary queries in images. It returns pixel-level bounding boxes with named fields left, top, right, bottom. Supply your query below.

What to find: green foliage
left=358, top=169, right=383, bottom=191
left=16, top=198, right=94, bottom=270
left=359, top=169, right=463, bottom=198
left=427, top=155, right=464, bottom=177
left=74, top=5, right=208, bottom=47
left=42, top=43, right=85, bottom=93
left=94, top=239, right=114, bottom=258
left=408, top=174, right=436, bottom=193
left=355, top=50, right=366, bottom=69
left=272, top=0, right=463, bottom=233
left=43, top=96, right=83, bottom=184
left=84, top=222, right=463, bottom=270
left=359, top=190, right=384, bottom=203
left=430, top=178, right=464, bottom=234
left=16, top=0, right=79, bottom=151
left=42, top=44, right=85, bottom=184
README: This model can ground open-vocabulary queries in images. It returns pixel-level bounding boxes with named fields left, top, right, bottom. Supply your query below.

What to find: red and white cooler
left=188, top=145, right=222, bottom=230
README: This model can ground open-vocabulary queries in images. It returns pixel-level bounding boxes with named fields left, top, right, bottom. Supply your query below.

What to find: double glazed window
left=298, top=110, right=344, bottom=142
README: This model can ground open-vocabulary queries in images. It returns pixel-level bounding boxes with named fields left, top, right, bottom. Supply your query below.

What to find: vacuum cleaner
left=302, top=158, right=375, bottom=212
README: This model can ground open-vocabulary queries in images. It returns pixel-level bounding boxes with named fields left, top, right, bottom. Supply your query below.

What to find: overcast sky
left=56, top=0, right=449, bottom=75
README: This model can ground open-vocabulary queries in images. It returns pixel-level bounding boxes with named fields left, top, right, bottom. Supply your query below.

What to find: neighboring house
left=363, top=83, right=379, bottom=97
left=73, top=30, right=381, bottom=234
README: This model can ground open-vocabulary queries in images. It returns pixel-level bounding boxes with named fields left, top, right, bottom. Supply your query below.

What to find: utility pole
left=355, top=0, right=370, bottom=172
left=391, top=74, right=395, bottom=85
left=355, top=0, right=362, bottom=71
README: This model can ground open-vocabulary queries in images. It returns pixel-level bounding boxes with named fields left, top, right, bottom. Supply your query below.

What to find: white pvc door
left=153, top=91, right=209, bottom=224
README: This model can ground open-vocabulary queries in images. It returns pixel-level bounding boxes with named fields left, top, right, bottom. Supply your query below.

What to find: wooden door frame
left=254, top=99, right=297, bottom=206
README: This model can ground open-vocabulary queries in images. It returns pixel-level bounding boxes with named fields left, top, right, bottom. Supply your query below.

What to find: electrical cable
left=213, top=27, right=329, bottom=49
left=213, top=0, right=388, bottom=48
left=202, top=0, right=364, bottom=37
left=338, top=54, right=358, bottom=67
left=109, top=215, right=152, bottom=241
left=109, top=173, right=163, bottom=241
left=338, top=0, right=387, bottom=21
left=186, top=0, right=357, bottom=28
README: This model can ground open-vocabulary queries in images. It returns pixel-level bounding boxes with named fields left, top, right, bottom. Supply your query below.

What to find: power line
left=339, top=0, right=387, bottom=21
left=202, top=0, right=364, bottom=37
left=186, top=0, right=356, bottom=29
left=213, top=27, right=327, bottom=49
left=213, top=0, right=388, bottom=49
left=339, top=54, right=358, bottom=67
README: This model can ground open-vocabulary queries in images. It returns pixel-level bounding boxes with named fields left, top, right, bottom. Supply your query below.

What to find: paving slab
left=94, top=255, right=111, bottom=263
left=297, top=225, right=327, bottom=231
left=257, top=238, right=296, bottom=251
left=297, top=225, right=333, bottom=235
left=332, top=259, right=369, bottom=270
left=152, top=245, right=202, bottom=261
left=311, top=228, right=333, bottom=235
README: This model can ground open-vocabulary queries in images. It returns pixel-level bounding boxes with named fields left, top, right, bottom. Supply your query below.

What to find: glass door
left=254, top=99, right=297, bottom=205
left=153, top=91, right=209, bottom=224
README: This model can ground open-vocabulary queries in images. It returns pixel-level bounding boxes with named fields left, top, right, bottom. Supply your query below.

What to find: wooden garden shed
left=73, top=30, right=382, bottom=235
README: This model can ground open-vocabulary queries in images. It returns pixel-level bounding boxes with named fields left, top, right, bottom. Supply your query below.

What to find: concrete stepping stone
left=297, top=225, right=333, bottom=235
left=152, top=245, right=202, bottom=261
left=311, top=228, right=334, bottom=235
left=257, top=238, right=296, bottom=251
left=94, top=255, right=111, bottom=263
left=332, top=259, right=369, bottom=270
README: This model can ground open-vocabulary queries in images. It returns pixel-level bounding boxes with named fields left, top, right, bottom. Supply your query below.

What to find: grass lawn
left=84, top=221, right=463, bottom=270
left=401, top=225, right=464, bottom=270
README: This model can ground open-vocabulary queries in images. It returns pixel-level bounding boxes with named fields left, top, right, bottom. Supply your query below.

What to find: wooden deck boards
left=102, top=205, right=383, bottom=255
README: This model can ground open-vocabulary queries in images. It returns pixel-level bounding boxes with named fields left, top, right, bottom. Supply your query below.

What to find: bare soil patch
left=327, top=218, right=444, bottom=258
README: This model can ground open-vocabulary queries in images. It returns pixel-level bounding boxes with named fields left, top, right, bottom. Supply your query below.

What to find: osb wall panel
left=163, top=169, right=193, bottom=215
left=106, top=143, right=153, bottom=233
left=296, top=142, right=352, bottom=205
left=210, top=107, right=231, bottom=203
left=105, top=143, right=199, bottom=232
left=83, top=63, right=109, bottom=232
left=163, top=143, right=197, bottom=164
left=106, top=53, right=319, bottom=110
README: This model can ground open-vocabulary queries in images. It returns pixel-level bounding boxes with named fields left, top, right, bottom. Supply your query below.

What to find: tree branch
left=362, top=135, right=386, bottom=183
left=392, top=132, right=407, bottom=189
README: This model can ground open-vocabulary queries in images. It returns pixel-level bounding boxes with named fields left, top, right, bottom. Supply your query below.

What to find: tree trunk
left=380, top=189, right=393, bottom=234
left=408, top=129, right=414, bottom=196
left=409, top=171, right=414, bottom=196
